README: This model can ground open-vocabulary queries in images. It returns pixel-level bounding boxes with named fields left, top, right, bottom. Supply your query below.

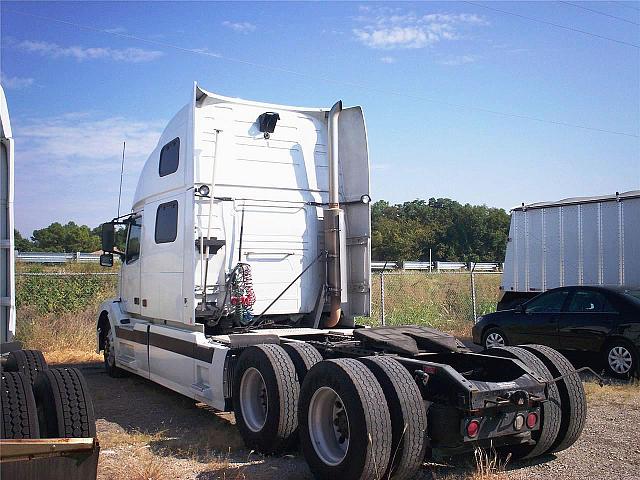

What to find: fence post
left=380, top=270, right=386, bottom=326
left=470, top=262, right=477, bottom=321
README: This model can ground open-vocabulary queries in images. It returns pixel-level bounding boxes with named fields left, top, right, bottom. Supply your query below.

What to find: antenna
left=117, top=141, right=126, bottom=218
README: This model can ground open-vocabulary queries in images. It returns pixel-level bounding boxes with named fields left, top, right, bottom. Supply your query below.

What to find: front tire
left=103, top=327, right=127, bottom=378
left=483, top=327, right=508, bottom=350
left=603, top=340, right=637, bottom=379
left=233, top=344, right=299, bottom=454
left=298, top=359, right=392, bottom=480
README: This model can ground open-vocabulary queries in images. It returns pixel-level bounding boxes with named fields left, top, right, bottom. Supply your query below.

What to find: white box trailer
left=499, top=190, right=640, bottom=310
left=96, top=85, right=586, bottom=478
left=0, top=86, right=15, bottom=344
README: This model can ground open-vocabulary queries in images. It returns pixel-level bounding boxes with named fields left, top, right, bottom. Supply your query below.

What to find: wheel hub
left=239, top=367, right=268, bottom=432
left=486, top=332, right=505, bottom=349
left=308, top=386, right=350, bottom=466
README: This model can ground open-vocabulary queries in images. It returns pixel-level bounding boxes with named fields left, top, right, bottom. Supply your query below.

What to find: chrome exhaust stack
left=324, top=100, right=346, bottom=327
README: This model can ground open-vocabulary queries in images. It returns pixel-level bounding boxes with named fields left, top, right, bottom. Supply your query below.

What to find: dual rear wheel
left=232, top=344, right=427, bottom=480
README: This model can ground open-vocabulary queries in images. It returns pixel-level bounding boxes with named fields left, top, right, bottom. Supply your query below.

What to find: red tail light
left=467, top=419, right=480, bottom=438
left=526, top=412, right=538, bottom=429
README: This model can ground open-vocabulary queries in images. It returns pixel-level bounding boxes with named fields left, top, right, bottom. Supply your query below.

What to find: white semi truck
left=97, top=85, right=587, bottom=479
left=498, top=191, right=640, bottom=310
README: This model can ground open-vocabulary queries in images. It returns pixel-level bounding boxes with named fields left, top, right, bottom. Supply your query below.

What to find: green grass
left=361, top=272, right=501, bottom=337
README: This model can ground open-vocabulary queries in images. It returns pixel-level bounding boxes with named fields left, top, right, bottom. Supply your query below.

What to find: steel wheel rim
left=239, top=367, right=268, bottom=432
left=486, top=332, right=505, bottom=349
left=608, top=346, right=633, bottom=374
left=308, top=386, right=350, bottom=466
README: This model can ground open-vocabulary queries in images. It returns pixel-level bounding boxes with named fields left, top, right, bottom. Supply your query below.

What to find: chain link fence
left=365, top=271, right=502, bottom=338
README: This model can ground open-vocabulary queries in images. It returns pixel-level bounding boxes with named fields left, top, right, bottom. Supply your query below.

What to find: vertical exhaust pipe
left=325, top=101, right=342, bottom=327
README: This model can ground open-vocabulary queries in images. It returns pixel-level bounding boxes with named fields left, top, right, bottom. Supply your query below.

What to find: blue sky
left=2, top=1, right=638, bottom=236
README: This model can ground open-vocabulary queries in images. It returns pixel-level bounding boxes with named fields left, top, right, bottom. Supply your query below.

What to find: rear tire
left=4, top=349, right=48, bottom=384
left=0, top=371, right=40, bottom=439
left=298, top=359, right=392, bottom=480
left=602, top=339, right=637, bottom=379
left=282, top=342, right=323, bottom=385
left=485, top=346, right=561, bottom=459
left=359, top=356, right=427, bottom=480
left=521, top=344, right=586, bottom=453
left=233, top=344, right=299, bottom=454
left=32, top=367, right=96, bottom=438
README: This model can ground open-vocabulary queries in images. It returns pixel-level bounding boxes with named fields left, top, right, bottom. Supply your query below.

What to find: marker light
left=360, top=194, right=371, bottom=204
left=526, top=412, right=538, bottom=429
left=513, top=414, right=525, bottom=431
left=467, top=419, right=480, bottom=438
left=198, top=185, right=210, bottom=197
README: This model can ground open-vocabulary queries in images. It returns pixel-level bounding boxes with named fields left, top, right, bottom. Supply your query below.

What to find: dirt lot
left=77, top=363, right=640, bottom=480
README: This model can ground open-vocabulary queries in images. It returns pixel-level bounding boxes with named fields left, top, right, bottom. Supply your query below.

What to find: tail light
left=526, top=412, right=538, bottom=429
left=513, top=414, right=525, bottom=430
left=466, top=419, right=481, bottom=438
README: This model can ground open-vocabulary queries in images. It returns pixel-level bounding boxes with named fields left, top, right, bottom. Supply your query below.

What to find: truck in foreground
left=97, top=85, right=586, bottom=479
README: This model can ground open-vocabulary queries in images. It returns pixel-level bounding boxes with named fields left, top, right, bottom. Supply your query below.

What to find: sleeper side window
left=159, top=137, right=180, bottom=177
left=155, top=200, right=178, bottom=244
left=125, top=222, right=142, bottom=264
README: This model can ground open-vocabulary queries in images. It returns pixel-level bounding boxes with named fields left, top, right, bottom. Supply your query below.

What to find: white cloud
left=17, top=40, right=164, bottom=63
left=1, top=73, right=35, bottom=89
left=380, top=56, right=396, bottom=64
left=13, top=113, right=165, bottom=234
left=222, top=21, right=256, bottom=33
left=439, top=54, right=481, bottom=66
left=16, top=113, right=164, bottom=175
left=353, top=8, right=488, bottom=49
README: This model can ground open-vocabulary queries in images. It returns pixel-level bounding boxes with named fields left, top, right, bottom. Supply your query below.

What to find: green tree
left=371, top=198, right=510, bottom=262
left=14, top=229, right=34, bottom=252
left=31, top=222, right=101, bottom=253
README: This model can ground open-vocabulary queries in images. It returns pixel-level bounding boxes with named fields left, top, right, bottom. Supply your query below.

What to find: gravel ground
left=78, top=363, right=640, bottom=480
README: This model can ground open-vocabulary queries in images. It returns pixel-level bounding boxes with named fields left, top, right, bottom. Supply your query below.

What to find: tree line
left=15, top=197, right=511, bottom=262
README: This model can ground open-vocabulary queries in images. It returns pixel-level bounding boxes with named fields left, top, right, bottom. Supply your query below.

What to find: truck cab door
left=120, top=216, right=142, bottom=315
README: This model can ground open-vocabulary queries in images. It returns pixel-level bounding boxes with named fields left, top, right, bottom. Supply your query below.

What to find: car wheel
left=483, top=328, right=508, bottom=349
left=603, top=341, right=637, bottom=379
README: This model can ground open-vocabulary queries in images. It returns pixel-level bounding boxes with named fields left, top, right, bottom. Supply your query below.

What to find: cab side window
left=125, top=223, right=142, bottom=264
left=525, top=290, right=569, bottom=314
left=159, top=137, right=180, bottom=177
left=155, top=200, right=178, bottom=244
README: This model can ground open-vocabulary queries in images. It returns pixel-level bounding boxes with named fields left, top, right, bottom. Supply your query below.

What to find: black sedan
left=472, top=286, right=640, bottom=378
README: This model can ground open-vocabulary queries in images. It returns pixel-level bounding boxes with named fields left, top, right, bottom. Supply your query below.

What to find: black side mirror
left=102, top=222, right=115, bottom=252
left=100, top=253, right=114, bottom=267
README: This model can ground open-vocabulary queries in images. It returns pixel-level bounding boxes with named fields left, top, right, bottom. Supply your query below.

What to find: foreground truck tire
left=485, top=346, right=561, bottom=459
left=233, top=344, right=299, bottom=454
left=298, top=359, right=392, bottom=480
left=521, top=344, right=586, bottom=453
left=282, top=343, right=323, bottom=385
left=0, top=371, right=40, bottom=439
left=33, top=367, right=97, bottom=438
left=4, top=349, right=48, bottom=384
left=358, top=356, right=427, bottom=480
